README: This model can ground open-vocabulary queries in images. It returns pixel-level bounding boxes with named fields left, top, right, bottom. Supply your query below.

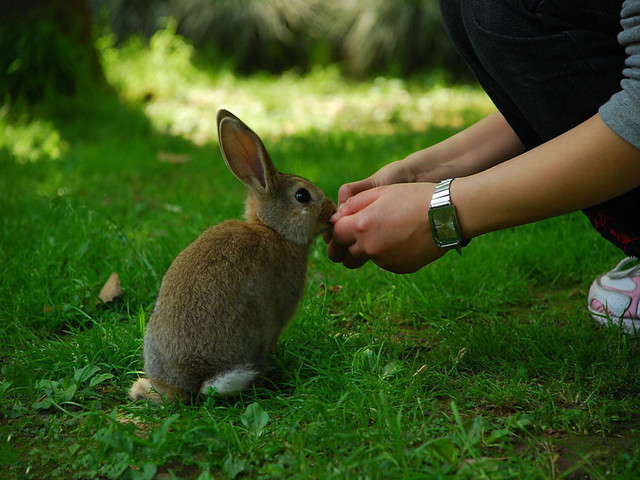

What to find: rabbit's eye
left=295, top=188, right=311, bottom=204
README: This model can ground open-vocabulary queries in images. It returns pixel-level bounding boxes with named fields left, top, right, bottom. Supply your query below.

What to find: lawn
left=1, top=28, right=639, bottom=479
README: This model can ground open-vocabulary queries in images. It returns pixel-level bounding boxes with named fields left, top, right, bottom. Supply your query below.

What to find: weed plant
left=1, top=28, right=639, bottom=480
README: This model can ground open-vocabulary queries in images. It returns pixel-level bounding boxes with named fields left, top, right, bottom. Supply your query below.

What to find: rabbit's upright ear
left=217, top=110, right=277, bottom=191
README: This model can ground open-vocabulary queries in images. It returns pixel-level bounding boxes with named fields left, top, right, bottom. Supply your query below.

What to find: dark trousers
left=441, top=0, right=640, bottom=257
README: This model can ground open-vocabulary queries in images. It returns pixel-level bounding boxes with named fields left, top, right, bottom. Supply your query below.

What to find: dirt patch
left=520, top=420, right=640, bottom=478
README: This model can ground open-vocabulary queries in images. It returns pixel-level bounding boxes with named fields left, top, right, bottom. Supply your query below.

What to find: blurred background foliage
left=1, top=0, right=104, bottom=102
left=93, top=0, right=467, bottom=77
left=2, top=0, right=471, bottom=104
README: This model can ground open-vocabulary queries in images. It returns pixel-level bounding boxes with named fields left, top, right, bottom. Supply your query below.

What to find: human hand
left=336, top=149, right=467, bottom=208
left=336, top=160, right=415, bottom=207
left=327, top=183, right=447, bottom=273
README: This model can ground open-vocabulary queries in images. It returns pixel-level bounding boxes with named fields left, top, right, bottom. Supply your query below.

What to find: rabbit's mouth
left=316, top=202, right=335, bottom=239
left=317, top=221, right=333, bottom=234
left=321, top=223, right=334, bottom=244
left=320, top=200, right=337, bottom=224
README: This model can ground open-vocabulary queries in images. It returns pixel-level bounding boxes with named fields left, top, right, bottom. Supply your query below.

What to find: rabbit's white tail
left=200, top=365, right=259, bottom=397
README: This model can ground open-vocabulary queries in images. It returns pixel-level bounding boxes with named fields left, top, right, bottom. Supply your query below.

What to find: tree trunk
left=1, top=0, right=104, bottom=101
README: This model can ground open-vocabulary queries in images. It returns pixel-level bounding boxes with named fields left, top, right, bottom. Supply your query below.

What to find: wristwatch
left=428, top=178, right=465, bottom=255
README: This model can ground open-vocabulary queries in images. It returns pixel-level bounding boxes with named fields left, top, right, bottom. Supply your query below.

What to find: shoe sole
left=588, top=307, right=640, bottom=335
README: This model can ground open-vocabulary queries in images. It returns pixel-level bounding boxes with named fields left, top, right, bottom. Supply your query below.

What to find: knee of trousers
left=458, top=0, right=552, bottom=70
left=450, top=0, right=624, bottom=142
left=441, top=0, right=563, bottom=98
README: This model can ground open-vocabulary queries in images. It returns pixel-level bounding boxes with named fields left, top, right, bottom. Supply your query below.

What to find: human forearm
left=454, top=114, right=640, bottom=239
left=406, top=111, right=527, bottom=182
left=336, top=111, right=525, bottom=205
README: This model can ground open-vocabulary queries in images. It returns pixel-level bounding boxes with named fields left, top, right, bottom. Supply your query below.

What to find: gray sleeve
left=599, top=0, right=640, bottom=149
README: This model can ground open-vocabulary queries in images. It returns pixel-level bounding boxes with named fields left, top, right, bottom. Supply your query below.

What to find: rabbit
left=129, top=109, right=335, bottom=403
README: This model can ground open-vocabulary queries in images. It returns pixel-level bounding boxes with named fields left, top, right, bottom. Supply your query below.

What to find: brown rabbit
left=129, top=109, right=335, bottom=403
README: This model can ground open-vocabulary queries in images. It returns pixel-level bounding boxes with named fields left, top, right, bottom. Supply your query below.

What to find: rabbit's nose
left=320, top=200, right=337, bottom=223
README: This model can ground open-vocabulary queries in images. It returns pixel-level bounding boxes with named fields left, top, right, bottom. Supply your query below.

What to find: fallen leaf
left=99, top=272, right=123, bottom=303
left=158, top=152, right=191, bottom=164
left=316, top=284, right=343, bottom=298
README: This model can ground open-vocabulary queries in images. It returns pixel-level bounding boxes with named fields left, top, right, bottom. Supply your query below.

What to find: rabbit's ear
left=217, top=110, right=276, bottom=191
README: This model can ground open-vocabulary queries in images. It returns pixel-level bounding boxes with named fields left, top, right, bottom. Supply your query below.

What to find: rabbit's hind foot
left=129, top=377, right=187, bottom=403
left=200, top=365, right=259, bottom=397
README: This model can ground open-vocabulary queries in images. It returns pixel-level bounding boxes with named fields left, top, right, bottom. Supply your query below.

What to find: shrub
left=329, top=0, right=459, bottom=77
left=89, top=0, right=469, bottom=79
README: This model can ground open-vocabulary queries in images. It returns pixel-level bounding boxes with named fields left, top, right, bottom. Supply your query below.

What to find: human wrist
left=415, top=113, right=527, bottom=182
left=446, top=175, right=498, bottom=242
left=428, top=178, right=466, bottom=254
left=407, top=138, right=493, bottom=183
left=404, top=148, right=456, bottom=183
left=450, top=114, right=640, bottom=242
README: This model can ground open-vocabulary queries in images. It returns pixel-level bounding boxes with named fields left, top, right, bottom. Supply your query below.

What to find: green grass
left=2, top=29, right=640, bottom=479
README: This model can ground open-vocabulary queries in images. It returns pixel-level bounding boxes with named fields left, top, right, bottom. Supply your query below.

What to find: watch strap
left=428, top=177, right=465, bottom=255
left=430, top=177, right=455, bottom=209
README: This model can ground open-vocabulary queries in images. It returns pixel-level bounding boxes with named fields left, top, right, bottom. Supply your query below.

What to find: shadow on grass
left=0, top=89, right=207, bottom=337
left=0, top=86, right=465, bottom=338
left=3, top=85, right=640, bottom=479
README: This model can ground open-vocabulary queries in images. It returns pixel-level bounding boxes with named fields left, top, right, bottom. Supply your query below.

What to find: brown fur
left=129, top=110, right=335, bottom=403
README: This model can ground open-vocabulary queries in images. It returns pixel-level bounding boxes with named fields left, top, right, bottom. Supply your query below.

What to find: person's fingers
left=327, top=198, right=374, bottom=269
left=330, top=205, right=375, bottom=269
left=341, top=250, right=369, bottom=269
left=322, top=229, right=333, bottom=244
left=326, top=238, right=347, bottom=263
left=331, top=188, right=380, bottom=224
left=337, top=177, right=378, bottom=206
left=331, top=204, right=367, bottom=245
left=327, top=235, right=369, bottom=268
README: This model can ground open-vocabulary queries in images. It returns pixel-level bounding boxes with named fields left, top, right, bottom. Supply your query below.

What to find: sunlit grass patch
left=100, top=25, right=495, bottom=145
left=0, top=109, right=66, bottom=164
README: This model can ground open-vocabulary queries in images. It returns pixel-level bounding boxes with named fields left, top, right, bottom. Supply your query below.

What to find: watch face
left=428, top=205, right=461, bottom=247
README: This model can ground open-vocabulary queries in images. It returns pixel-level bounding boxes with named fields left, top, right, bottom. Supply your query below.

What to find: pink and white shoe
left=588, top=257, right=640, bottom=335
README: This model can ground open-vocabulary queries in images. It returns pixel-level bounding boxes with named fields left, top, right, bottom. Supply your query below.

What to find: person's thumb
left=337, top=177, right=379, bottom=206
